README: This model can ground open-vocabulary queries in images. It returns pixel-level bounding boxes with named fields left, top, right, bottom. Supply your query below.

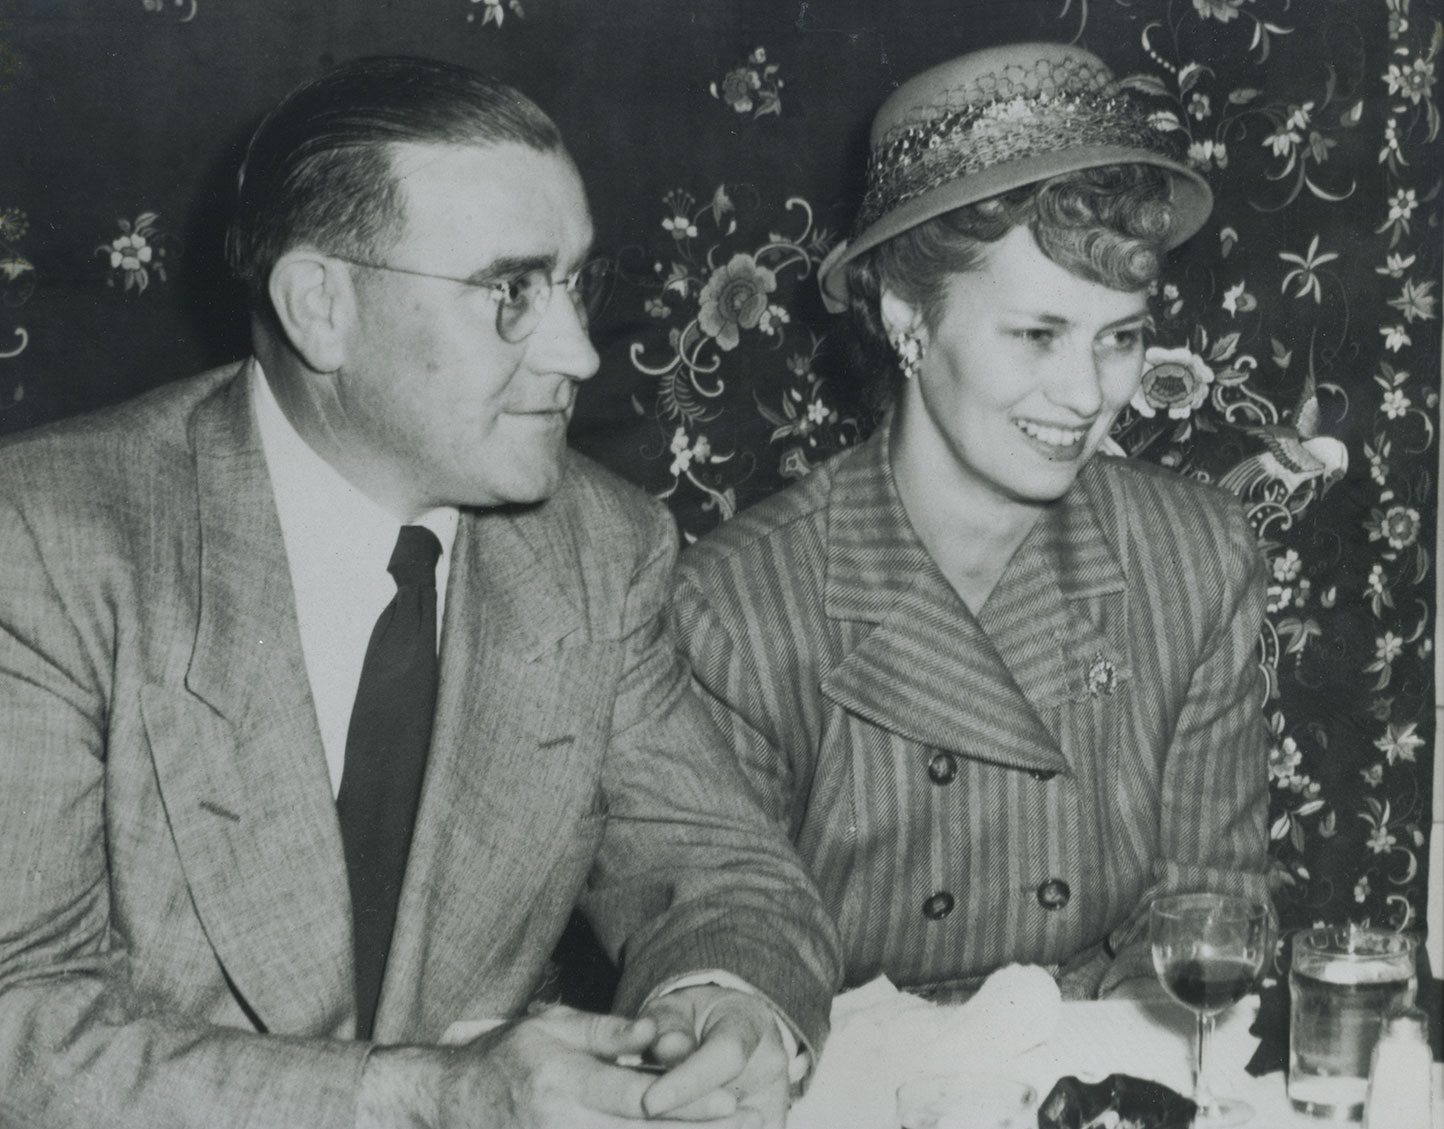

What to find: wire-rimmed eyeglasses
left=329, top=254, right=612, bottom=344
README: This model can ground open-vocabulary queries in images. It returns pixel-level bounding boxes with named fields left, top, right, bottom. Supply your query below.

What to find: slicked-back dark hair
left=225, top=55, right=563, bottom=313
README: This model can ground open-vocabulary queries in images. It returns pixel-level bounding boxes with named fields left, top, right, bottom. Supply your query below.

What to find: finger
left=638, top=996, right=701, bottom=1066
left=537, top=1005, right=658, bottom=1061
left=641, top=1015, right=753, bottom=1117
left=650, top=1027, right=698, bottom=1066
left=640, top=1084, right=738, bottom=1122
left=560, top=1056, right=660, bottom=1119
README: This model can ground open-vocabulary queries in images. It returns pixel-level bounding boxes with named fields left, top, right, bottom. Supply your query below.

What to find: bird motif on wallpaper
left=1217, top=371, right=1349, bottom=519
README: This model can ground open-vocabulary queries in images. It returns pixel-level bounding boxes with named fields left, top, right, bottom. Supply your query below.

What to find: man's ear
left=267, top=249, right=353, bottom=373
left=879, top=289, right=925, bottom=344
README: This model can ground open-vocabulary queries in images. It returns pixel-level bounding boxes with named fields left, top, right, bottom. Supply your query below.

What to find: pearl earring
left=890, top=330, right=924, bottom=381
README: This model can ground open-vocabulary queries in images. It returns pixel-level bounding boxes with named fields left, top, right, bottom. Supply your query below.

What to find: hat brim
left=818, top=147, right=1213, bottom=313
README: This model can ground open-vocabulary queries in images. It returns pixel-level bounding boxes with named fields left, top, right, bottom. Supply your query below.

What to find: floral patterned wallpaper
left=0, top=0, right=1438, bottom=942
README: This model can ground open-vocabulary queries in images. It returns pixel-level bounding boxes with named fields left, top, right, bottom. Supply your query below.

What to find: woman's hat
left=817, top=41, right=1213, bottom=312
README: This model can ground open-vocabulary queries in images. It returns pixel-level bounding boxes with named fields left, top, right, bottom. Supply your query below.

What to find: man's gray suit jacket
left=0, top=362, right=840, bottom=1129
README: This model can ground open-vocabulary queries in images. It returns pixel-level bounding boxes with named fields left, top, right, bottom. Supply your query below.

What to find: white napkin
left=789, top=964, right=1062, bottom=1129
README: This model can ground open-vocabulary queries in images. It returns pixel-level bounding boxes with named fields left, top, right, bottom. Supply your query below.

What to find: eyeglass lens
left=497, top=260, right=612, bottom=344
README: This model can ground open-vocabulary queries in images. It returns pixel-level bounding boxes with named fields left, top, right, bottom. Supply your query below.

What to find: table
left=790, top=982, right=1444, bottom=1129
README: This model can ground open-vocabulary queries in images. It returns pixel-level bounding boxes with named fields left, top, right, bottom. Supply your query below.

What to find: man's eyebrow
left=461, top=253, right=556, bottom=285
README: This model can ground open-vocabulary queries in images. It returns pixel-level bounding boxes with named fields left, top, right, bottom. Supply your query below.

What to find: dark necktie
left=336, top=524, right=442, bottom=1041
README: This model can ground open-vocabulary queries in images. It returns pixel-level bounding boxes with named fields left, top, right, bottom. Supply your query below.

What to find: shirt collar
left=250, top=362, right=459, bottom=559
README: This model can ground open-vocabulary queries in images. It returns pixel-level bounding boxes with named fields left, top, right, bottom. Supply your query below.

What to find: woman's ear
left=879, top=289, right=924, bottom=344
left=267, top=249, right=353, bottom=373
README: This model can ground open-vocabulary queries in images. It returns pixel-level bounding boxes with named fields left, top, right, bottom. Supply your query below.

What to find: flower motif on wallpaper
left=1384, top=55, right=1435, bottom=104
left=1191, top=0, right=1250, bottom=22
left=1371, top=361, right=1434, bottom=452
left=142, top=0, right=197, bottom=21
left=1130, top=346, right=1214, bottom=420
left=1386, top=277, right=1436, bottom=322
left=1221, top=280, right=1257, bottom=315
left=467, top=0, right=523, bottom=26
left=0, top=206, right=35, bottom=310
left=1278, top=236, right=1339, bottom=303
left=697, top=253, right=777, bottom=351
left=1354, top=795, right=1423, bottom=927
left=1138, top=0, right=1290, bottom=61
left=0, top=206, right=32, bottom=391
left=97, top=212, right=175, bottom=293
left=756, top=334, right=862, bottom=480
left=628, top=184, right=854, bottom=519
left=1124, top=14, right=1361, bottom=213
left=710, top=48, right=782, bottom=118
left=1264, top=714, right=1328, bottom=863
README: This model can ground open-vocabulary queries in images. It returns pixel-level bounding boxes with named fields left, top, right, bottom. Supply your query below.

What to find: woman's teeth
left=1016, top=419, right=1086, bottom=446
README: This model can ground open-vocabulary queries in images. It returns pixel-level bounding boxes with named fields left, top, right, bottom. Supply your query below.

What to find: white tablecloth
left=791, top=972, right=1444, bottom=1129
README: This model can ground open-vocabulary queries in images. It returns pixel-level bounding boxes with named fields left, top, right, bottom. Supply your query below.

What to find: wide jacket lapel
left=979, top=462, right=1132, bottom=708
left=818, top=427, right=1127, bottom=777
left=378, top=497, right=593, bottom=1041
left=140, top=364, right=354, bottom=1035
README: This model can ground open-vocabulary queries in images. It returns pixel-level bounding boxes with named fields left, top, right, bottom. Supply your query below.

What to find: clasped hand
left=438, top=985, right=790, bottom=1128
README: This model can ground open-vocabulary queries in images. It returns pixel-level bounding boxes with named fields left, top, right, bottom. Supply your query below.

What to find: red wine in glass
left=1162, top=954, right=1260, bottom=1013
left=1150, top=894, right=1272, bottom=1128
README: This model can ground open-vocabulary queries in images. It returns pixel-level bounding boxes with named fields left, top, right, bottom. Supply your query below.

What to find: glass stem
left=1194, top=1009, right=1216, bottom=1116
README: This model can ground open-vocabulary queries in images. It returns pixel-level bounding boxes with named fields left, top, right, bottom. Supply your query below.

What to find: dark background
left=1, top=0, right=1438, bottom=969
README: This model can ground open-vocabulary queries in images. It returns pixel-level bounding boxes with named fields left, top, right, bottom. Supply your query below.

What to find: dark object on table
left=1037, top=1073, right=1197, bottom=1129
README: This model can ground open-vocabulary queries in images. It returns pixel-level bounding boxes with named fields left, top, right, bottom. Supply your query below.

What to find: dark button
left=1036, top=878, right=1071, bottom=910
left=927, top=752, right=958, bottom=785
left=922, top=891, right=955, bottom=920
left=1028, top=769, right=1057, bottom=781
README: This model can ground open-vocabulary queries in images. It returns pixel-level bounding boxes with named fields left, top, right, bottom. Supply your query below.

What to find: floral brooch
left=1085, top=651, right=1120, bottom=697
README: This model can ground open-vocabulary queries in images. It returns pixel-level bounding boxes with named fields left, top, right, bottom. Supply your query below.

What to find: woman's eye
left=1015, top=327, right=1054, bottom=346
left=1105, top=329, right=1143, bottom=351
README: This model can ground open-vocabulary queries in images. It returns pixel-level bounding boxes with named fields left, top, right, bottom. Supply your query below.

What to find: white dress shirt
left=251, top=363, right=458, bottom=798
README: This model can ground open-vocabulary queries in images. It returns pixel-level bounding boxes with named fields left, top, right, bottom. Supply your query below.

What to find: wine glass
left=1149, top=893, right=1271, bottom=1128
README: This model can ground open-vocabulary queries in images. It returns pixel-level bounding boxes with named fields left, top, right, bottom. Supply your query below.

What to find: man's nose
left=530, top=290, right=600, bottom=382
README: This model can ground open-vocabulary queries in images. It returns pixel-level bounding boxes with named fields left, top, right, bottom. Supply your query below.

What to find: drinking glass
left=1288, top=925, right=1416, bottom=1120
left=1149, top=893, right=1271, bottom=1128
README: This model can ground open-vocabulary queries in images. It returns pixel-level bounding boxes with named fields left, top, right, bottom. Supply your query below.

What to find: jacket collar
left=819, top=420, right=1129, bottom=774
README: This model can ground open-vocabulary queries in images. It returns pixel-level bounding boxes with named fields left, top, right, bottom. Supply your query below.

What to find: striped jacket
left=670, top=420, right=1272, bottom=999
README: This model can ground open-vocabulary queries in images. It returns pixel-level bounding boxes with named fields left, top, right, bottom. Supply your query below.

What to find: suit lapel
left=377, top=496, right=593, bottom=1040
left=143, top=365, right=354, bottom=1035
left=818, top=428, right=1128, bottom=776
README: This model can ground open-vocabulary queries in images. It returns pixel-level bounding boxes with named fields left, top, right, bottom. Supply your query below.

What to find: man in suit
left=0, top=56, right=839, bottom=1128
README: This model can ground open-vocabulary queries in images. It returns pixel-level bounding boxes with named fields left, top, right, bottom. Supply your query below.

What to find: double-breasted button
left=1036, top=878, right=1071, bottom=910
left=1028, top=768, right=1057, bottom=781
left=922, top=891, right=955, bottom=920
left=927, top=752, right=958, bottom=785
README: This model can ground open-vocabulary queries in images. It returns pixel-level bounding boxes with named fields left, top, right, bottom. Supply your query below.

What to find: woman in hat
left=670, top=42, right=1272, bottom=1000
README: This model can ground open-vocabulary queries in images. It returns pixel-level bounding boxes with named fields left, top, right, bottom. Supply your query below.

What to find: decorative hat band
left=856, top=86, right=1177, bottom=233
